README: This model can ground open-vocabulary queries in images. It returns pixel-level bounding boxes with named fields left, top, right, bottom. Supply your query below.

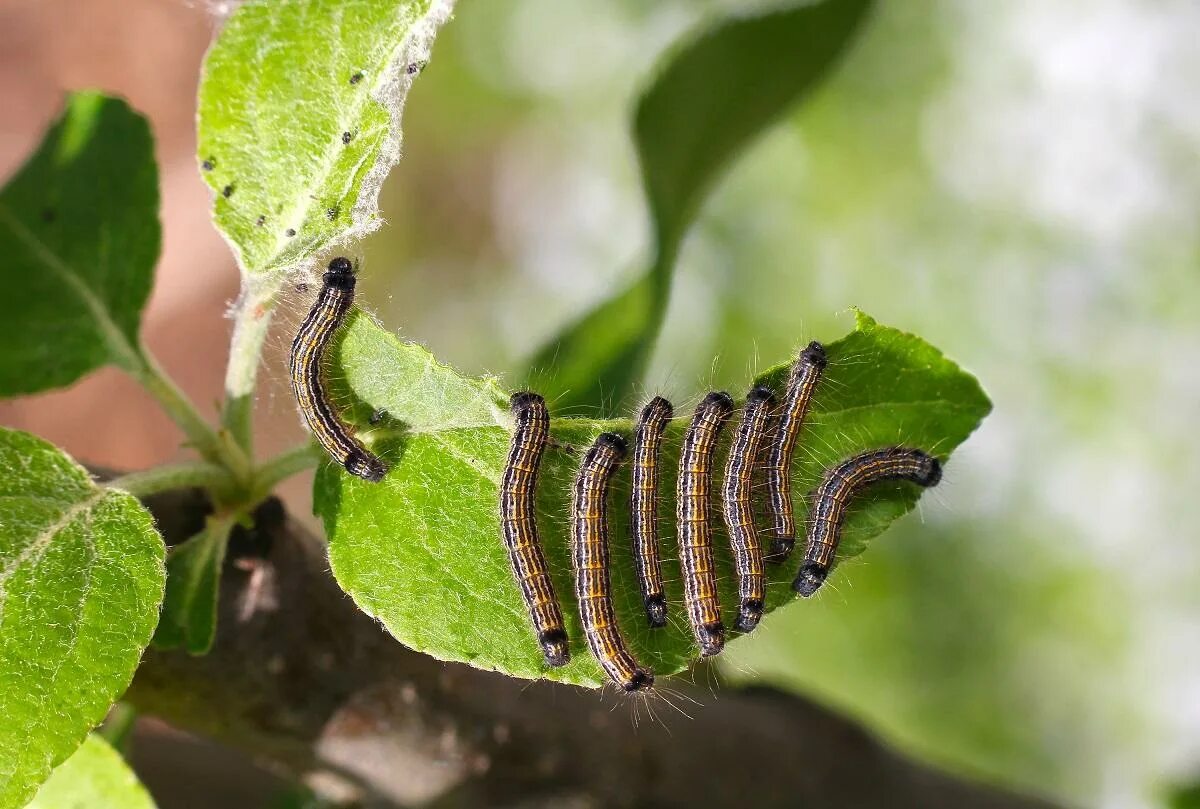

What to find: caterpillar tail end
left=792, top=564, right=828, bottom=598
left=644, top=595, right=667, bottom=629
left=766, top=535, right=795, bottom=564
left=734, top=600, right=764, bottom=633
left=696, top=621, right=725, bottom=657
left=622, top=669, right=655, bottom=693
left=539, top=629, right=570, bottom=668
left=345, top=450, right=387, bottom=483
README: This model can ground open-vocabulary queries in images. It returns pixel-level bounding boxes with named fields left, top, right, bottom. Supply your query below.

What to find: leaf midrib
left=0, top=206, right=141, bottom=372
left=0, top=489, right=105, bottom=623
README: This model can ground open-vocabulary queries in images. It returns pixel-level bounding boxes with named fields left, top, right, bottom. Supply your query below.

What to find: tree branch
left=128, top=490, right=1060, bottom=809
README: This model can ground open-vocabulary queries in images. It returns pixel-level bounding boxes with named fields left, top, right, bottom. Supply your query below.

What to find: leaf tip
left=852, top=307, right=878, bottom=332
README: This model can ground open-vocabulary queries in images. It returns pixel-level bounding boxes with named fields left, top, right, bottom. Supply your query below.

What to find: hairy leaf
left=0, top=429, right=164, bottom=808
left=529, top=0, right=875, bottom=413
left=26, top=735, right=155, bottom=809
left=0, top=93, right=158, bottom=395
left=318, top=311, right=990, bottom=688
left=198, top=0, right=453, bottom=278
left=152, top=515, right=235, bottom=656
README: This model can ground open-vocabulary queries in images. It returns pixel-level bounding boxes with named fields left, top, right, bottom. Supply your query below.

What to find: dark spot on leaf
left=202, top=157, right=215, bottom=171
left=342, top=131, right=353, bottom=145
left=41, top=208, right=55, bottom=223
left=326, top=206, right=339, bottom=221
left=350, top=72, right=363, bottom=85
left=406, top=61, right=427, bottom=75
left=222, top=184, right=234, bottom=198
left=369, top=408, right=388, bottom=425
left=295, top=282, right=309, bottom=293
left=255, top=215, right=266, bottom=226
left=285, top=228, right=296, bottom=237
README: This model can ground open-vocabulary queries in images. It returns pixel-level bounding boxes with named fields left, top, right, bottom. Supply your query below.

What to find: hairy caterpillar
left=500, top=392, right=570, bottom=667
left=722, top=386, right=776, bottom=633
left=677, top=392, right=734, bottom=657
left=764, top=342, right=827, bottom=562
left=795, top=446, right=942, bottom=596
left=572, top=433, right=653, bottom=692
left=289, top=257, right=386, bottom=482
left=630, top=396, right=673, bottom=628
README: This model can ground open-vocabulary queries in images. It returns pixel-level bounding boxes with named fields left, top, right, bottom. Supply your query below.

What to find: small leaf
left=529, top=0, right=875, bottom=413
left=26, top=735, right=156, bottom=809
left=0, top=429, right=165, bottom=809
left=0, top=92, right=159, bottom=395
left=152, top=515, right=236, bottom=656
left=637, top=0, right=874, bottom=252
left=318, top=312, right=990, bottom=688
left=198, top=0, right=453, bottom=278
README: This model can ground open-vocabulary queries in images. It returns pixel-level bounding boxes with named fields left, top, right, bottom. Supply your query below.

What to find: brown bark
left=128, top=490, right=1060, bottom=809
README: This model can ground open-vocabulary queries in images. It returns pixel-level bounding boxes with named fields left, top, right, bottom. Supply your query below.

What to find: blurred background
left=2, top=0, right=1199, bottom=807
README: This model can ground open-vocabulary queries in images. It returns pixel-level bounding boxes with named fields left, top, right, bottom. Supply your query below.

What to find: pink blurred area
left=0, top=0, right=304, bottom=475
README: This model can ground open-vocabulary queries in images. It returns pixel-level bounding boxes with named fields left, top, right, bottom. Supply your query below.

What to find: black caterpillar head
left=323, top=256, right=356, bottom=291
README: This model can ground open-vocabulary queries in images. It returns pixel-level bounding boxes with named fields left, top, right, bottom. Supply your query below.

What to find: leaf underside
left=0, top=429, right=164, bottom=809
left=317, top=311, right=991, bottom=689
left=198, top=0, right=450, bottom=277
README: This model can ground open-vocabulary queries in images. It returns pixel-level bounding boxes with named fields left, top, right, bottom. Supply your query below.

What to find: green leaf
left=152, top=515, right=236, bottom=656
left=199, top=0, right=455, bottom=432
left=317, top=311, right=990, bottom=688
left=637, top=0, right=874, bottom=252
left=0, top=429, right=165, bottom=809
left=528, top=0, right=875, bottom=414
left=0, top=92, right=159, bottom=395
left=198, top=0, right=453, bottom=279
left=1168, top=780, right=1200, bottom=809
left=26, top=735, right=156, bottom=809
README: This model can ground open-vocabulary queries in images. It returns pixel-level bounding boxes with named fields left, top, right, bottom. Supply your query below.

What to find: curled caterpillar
left=289, top=257, right=386, bottom=482
left=795, top=447, right=942, bottom=597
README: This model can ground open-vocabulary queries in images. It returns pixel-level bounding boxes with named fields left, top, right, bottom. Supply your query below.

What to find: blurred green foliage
left=1169, top=780, right=1200, bottom=809
left=527, top=0, right=873, bottom=414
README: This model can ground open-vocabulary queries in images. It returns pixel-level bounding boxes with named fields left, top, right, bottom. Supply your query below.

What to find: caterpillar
left=572, top=433, right=653, bottom=692
left=795, top=446, right=942, bottom=597
left=764, top=341, right=827, bottom=563
left=677, top=391, right=734, bottom=657
left=500, top=392, right=570, bottom=667
left=630, top=396, right=673, bottom=628
left=289, top=256, right=387, bottom=482
left=721, top=386, right=776, bottom=633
